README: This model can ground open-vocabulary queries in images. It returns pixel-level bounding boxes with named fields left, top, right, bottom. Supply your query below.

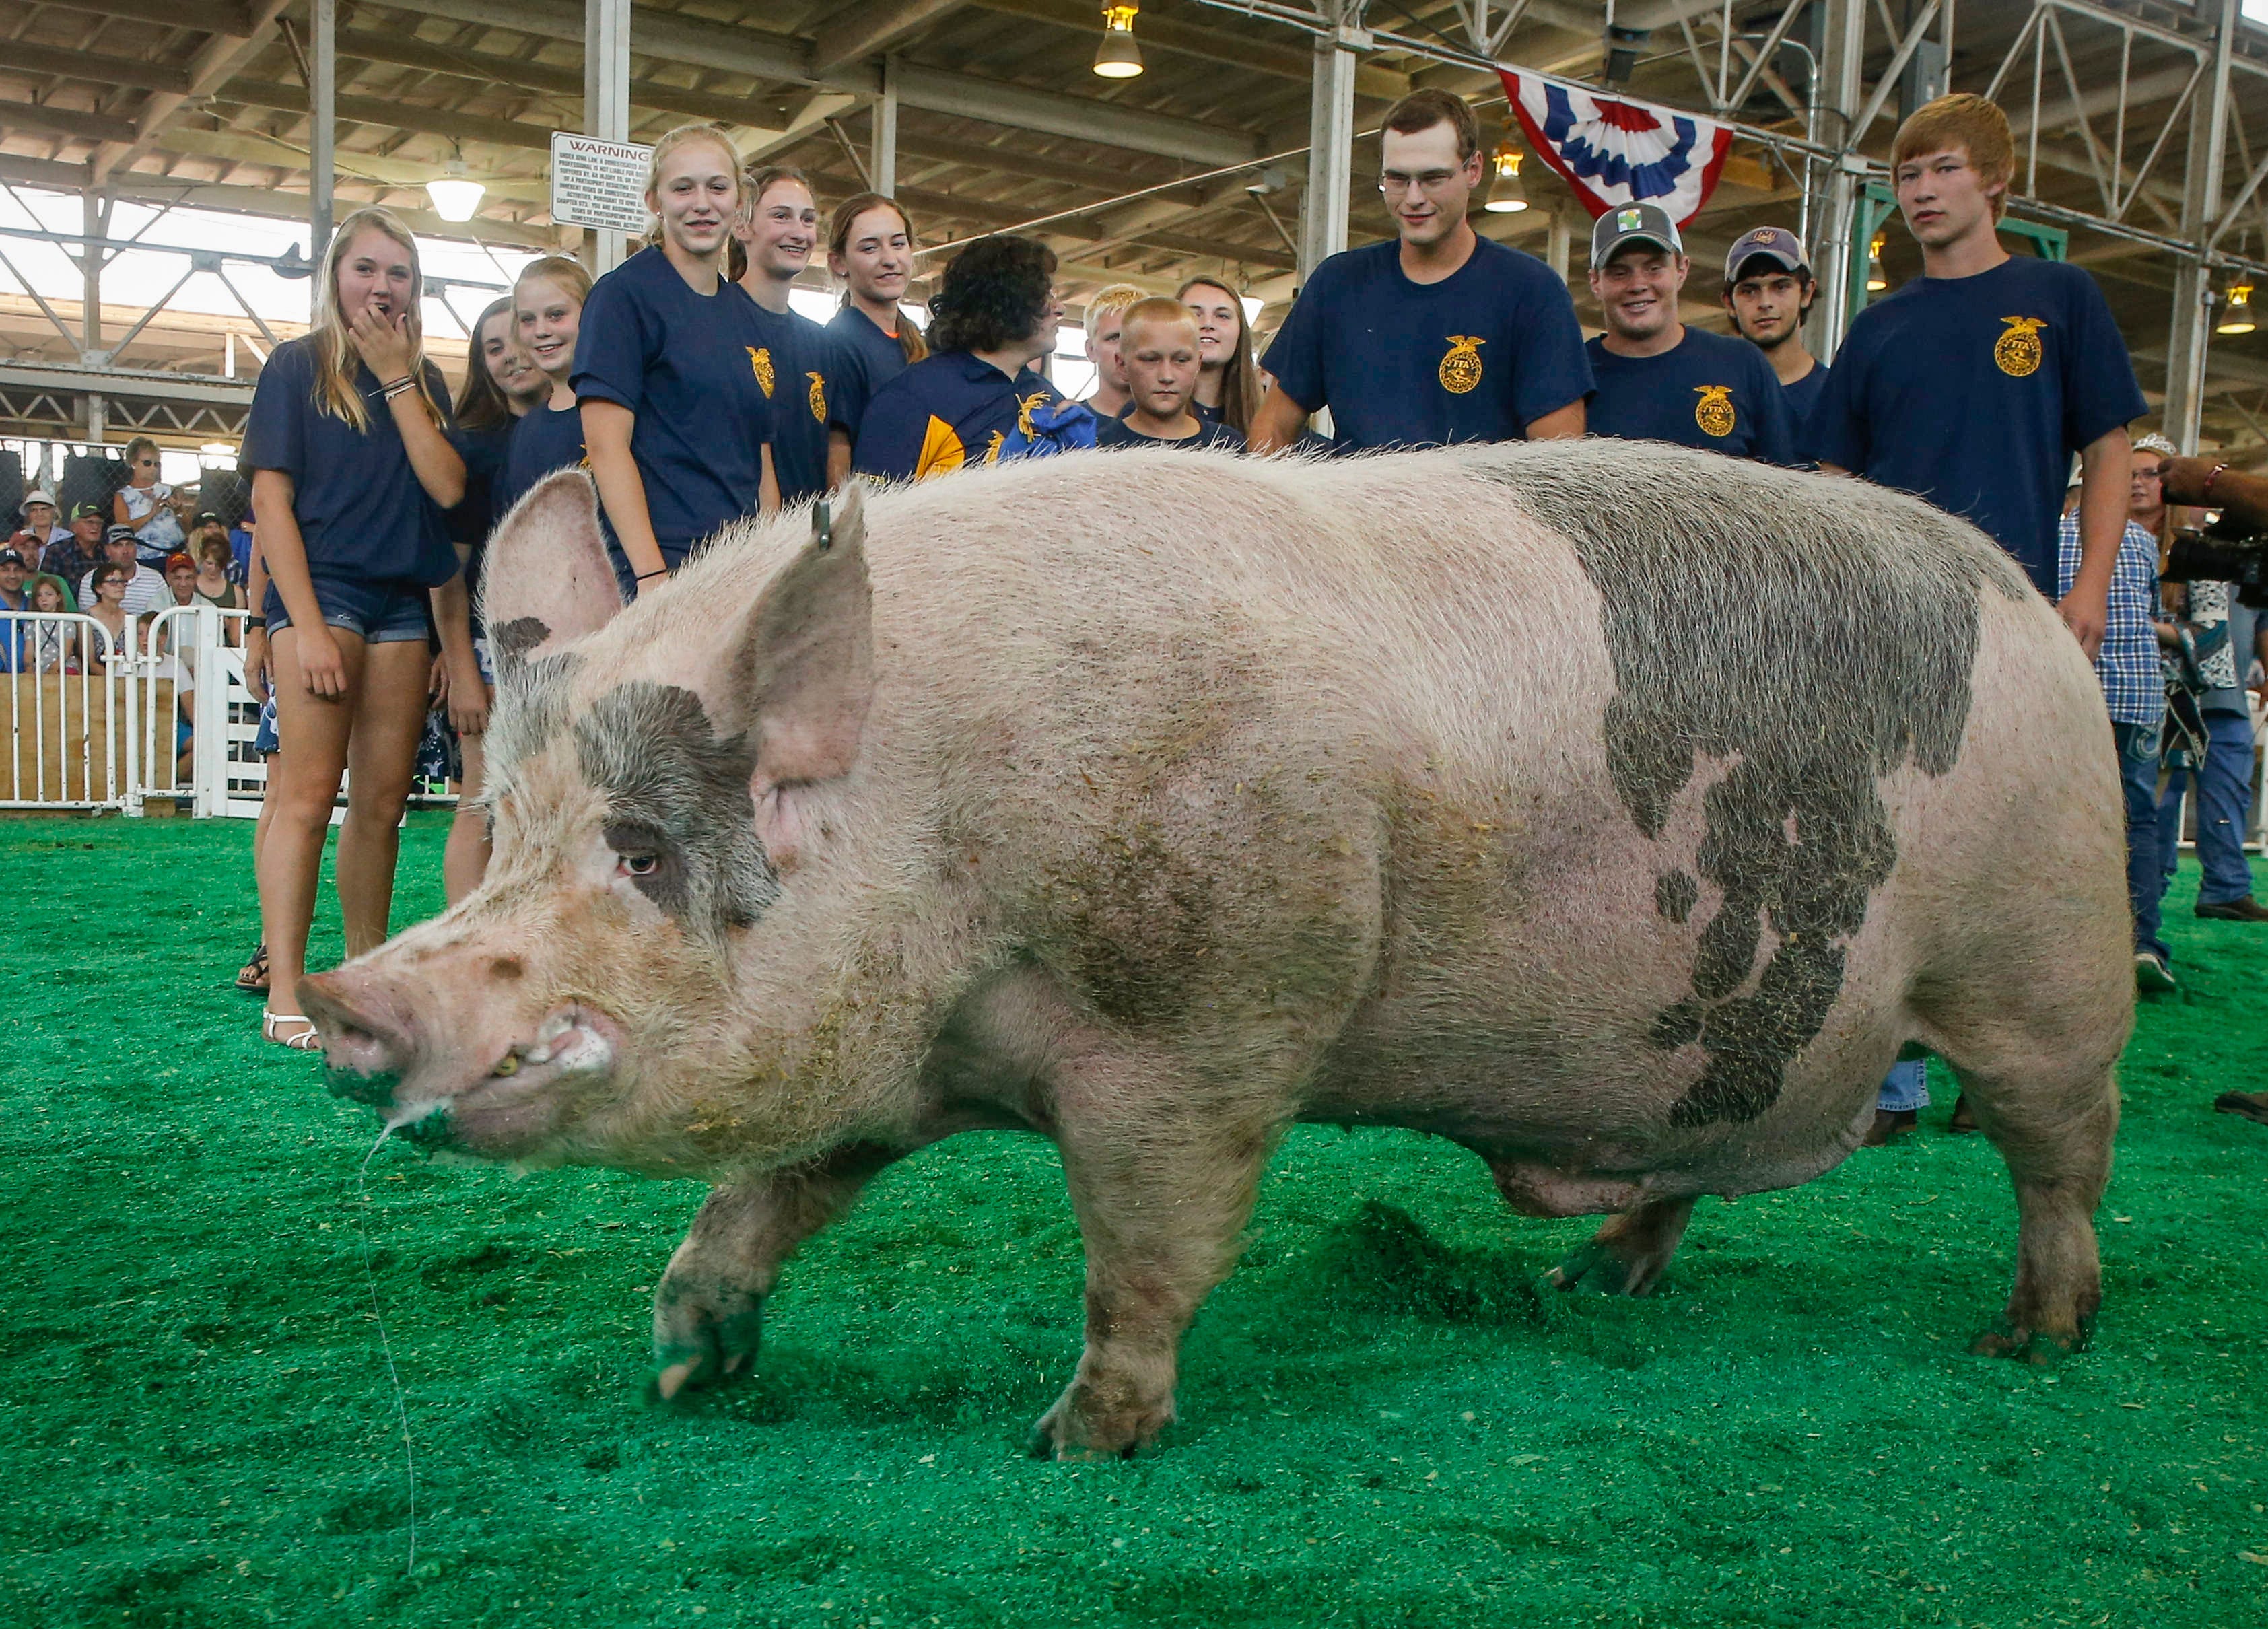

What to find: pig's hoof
left=1543, top=1241, right=1657, bottom=1298
left=1025, top=1389, right=1169, bottom=1461
left=649, top=1288, right=763, bottom=1403
left=1968, top=1315, right=2091, bottom=1365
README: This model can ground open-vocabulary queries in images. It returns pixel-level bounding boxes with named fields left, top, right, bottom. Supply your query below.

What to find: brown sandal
left=235, top=941, right=269, bottom=993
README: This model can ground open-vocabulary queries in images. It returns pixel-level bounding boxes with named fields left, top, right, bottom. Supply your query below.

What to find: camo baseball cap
left=1723, top=225, right=1809, bottom=283
left=1590, top=201, right=1684, bottom=269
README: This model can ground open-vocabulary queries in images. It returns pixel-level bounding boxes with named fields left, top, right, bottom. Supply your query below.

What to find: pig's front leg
left=1031, top=1113, right=1277, bottom=1460
left=652, top=1142, right=901, bottom=1399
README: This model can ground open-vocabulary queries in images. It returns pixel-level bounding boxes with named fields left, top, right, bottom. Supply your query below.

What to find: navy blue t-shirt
left=1095, top=417, right=1246, bottom=452
left=1585, top=326, right=1796, bottom=465
left=1810, top=255, right=2146, bottom=596
left=572, top=246, right=776, bottom=547
left=854, top=352, right=1093, bottom=481
left=745, top=298, right=847, bottom=506
left=1262, top=237, right=1592, bottom=450
left=827, top=305, right=916, bottom=440
left=446, top=419, right=514, bottom=547
left=239, top=336, right=459, bottom=587
left=1779, top=359, right=1830, bottom=466
left=495, top=401, right=589, bottom=521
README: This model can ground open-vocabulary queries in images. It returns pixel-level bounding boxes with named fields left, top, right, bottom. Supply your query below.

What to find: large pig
left=306, top=440, right=2127, bottom=1457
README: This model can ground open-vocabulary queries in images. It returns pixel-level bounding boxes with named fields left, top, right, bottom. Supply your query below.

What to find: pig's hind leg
left=652, top=1143, right=903, bottom=1399
left=1542, top=1198, right=1697, bottom=1298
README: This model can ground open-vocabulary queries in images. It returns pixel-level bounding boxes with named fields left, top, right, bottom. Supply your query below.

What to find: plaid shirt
left=2058, top=515, right=2164, bottom=726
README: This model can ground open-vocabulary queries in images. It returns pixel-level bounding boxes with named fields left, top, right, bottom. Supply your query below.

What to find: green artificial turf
left=3, top=813, right=2265, bottom=1628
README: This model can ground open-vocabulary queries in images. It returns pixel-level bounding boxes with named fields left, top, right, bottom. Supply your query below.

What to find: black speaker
left=0, top=450, right=21, bottom=522
left=58, top=452, right=127, bottom=520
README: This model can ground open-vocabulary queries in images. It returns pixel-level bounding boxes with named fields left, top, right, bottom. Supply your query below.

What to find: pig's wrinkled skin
left=305, top=442, right=2128, bottom=1457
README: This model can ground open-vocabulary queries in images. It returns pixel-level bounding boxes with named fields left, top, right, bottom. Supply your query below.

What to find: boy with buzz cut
left=1810, top=92, right=2145, bottom=1146
left=1081, top=283, right=1146, bottom=423
left=1095, top=298, right=1247, bottom=452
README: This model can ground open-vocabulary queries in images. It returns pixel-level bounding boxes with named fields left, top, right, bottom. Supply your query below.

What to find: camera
left=2163, top=516, right=2268, bottom=608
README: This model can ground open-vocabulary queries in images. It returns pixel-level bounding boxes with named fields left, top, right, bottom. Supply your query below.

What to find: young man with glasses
left=1249, top=88, right=1590, bottom=455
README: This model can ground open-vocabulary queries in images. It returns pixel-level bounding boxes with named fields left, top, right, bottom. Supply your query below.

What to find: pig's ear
left=728, top=481, right=874, bottom=789
left=479, top=469, right=621, bottom=668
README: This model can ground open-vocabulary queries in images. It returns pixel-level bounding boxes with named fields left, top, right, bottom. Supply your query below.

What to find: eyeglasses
left=1379, top=169, right=1464, bottom=196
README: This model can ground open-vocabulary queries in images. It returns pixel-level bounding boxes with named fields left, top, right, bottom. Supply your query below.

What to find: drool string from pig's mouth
left=357, top=1117, right=421, bottom=1578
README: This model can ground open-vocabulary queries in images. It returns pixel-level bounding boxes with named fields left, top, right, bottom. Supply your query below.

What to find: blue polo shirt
left=239, top=337, right=460, bottom=587
left=746, top=298, right=850, bottom=506
left=827, top=305, right=916, bottom=433
left=1585, top=326, right=1796, bottom=464
left=1261, top=236, right=1592, bottom=450
left=854, top=352, right=1096, bottom=481
left=1809, top=254, right=2146, bottom=597
left=446, top=419, right=514, bottom=546
left=572, top=246, right=776, bottom=547
left=1779, top=359, right=1830, bottom=466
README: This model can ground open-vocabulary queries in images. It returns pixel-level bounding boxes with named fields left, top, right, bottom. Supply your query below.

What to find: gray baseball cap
left=1590, top=201, right=1684, bottom=269
left=1723, top=225, right=1809, bottom=283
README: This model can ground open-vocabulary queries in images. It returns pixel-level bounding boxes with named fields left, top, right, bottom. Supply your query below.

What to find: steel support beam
left=876, top=58, right=900, bottom=198
left=81, top=189, right=106, bottom=444
left=311, top=0, right=335, bottom=277
left=2166, top=0, right=2239, bottom=450
left=1809, top=0, right=1866, bottom=361
left=812, top=0, right=971, bottom=75
left=1301, top=3, right=1365, bottom=281
left=90, top=0, right=293, bottom=183
left=586, top=0, right=633, bottom=274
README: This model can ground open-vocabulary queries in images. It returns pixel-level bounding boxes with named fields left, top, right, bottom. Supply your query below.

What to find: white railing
left=137, top=602, right=265, bottom=818
left=0, top=610, right=129, bottom=808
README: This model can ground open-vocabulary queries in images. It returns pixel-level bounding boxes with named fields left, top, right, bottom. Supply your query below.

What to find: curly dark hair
left=927, top=235, right=1056, bottom=356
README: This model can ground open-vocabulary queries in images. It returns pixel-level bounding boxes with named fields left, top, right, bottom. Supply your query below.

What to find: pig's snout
left=301, top=969, right=417, bottom=1105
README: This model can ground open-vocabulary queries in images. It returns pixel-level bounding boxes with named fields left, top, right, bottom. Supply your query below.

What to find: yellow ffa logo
left=1693, top=384, right=1736, bottom=438
left=1438, top=335, right=1485, bottom=394
left=1994, top=316, right=2047, bottom=377
left=747, top=346, right=776, bottom=397
left=1015, top=391, right=1051, bottom=438
left=806, top=370, right=827, bottom=423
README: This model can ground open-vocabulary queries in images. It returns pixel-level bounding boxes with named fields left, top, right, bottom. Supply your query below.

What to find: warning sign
left=549, top=132, right=653, bottom=234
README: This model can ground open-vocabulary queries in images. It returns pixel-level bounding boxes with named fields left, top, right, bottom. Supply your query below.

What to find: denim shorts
left=264, top=576, right=429, bottom=644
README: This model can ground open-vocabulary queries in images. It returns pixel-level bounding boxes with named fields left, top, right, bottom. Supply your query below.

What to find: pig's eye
left=618, top=853, right=659, bottom=877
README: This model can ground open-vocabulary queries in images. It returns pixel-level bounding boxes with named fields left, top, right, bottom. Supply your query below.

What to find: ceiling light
left=1866, top=232, right=1888, bottom=292
left=1094, top=4, right=1143, bottom=79
left=1484, top=144, right=1530, bottom=214
left=199, top=442, right=235, bottom=456
left=426, top=155, right=486, bottom=223
left=2220, top=281, right=2256, bottom=335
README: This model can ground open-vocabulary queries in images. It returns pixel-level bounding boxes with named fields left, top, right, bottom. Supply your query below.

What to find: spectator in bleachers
left=192, top=532, right=244, bottom=637
left=81, top=526, right=169, bottom=619
left=23, top=574, right=78, bottom=672
left=0, top=547, right=26, bottom=612
left=42, top=502, right=106, bottom=592
left=826, top=193, right=927, bottom=412
left=164, top=551, right=197, bottom=609
left=114, top=436, right=186, bottom=565
left=854, top=234, right=1096, bottom=481
left=1080, top=283, right=1144, bottom=423
left=83, top=563, right=131, bottom=669
left=10, top=490, right=66, bottom=563
left=226, top=507, right=252, bottom=586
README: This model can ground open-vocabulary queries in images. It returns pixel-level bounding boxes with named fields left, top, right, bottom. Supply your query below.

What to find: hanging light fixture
left=1866, top=232, right=1888, bottom=291
left=425, top=149, right=486, bottom=223
left=1094, top=3, right=1143, bottom=78
left=1484, top=143, right=1530, bottom=214
left=2220, top=280, right=2257, bottom=335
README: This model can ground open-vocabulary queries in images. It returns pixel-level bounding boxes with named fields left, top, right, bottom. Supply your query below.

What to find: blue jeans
left=1878, top=1058, right=1928, bottom=1113
left=2117, top=719, right=2170, bottom=961
left=2158, top=705, right=2256, bottom=906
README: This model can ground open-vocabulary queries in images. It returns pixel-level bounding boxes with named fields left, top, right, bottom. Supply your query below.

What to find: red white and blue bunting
left=1498, top=69, right=1733, bottom=226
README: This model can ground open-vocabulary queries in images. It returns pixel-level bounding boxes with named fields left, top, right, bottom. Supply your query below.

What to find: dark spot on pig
left=1486, top=446, right=2025, bottom=1126
left=489, top=956, right=524, bottom=981
left=575, top=682, right=780, bottom=938
left=490, top=616, right=552, bottom=666
left=1046, top=818, right=1218, bottom=1028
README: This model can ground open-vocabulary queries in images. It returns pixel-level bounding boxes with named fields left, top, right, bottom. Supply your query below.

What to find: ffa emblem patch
left=806, top=371, right=827, bottom=423
left=1693, top=384, right=1736, bottom=438
left=1438, top=335, right=1485, bottom=394
left=1994, top=316, right=2046, bottom=377
left=747, top=346, right=776, bottom=396
left=1015, top=391, right=1051, bottom=438
left=982, top=429, right=1008, bottom=464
